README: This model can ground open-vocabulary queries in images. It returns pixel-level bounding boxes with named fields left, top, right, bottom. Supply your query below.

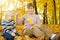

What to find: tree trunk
left=33, top=0, right=38, bottom=15
left=59, top=7, right=60, bottom=24
left=52, top=0, right=57, bottom=24
left=43, top=3, right=48, bottom=24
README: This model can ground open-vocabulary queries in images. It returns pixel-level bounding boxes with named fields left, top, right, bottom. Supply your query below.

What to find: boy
left=15, top=3, right=44, bottom=40
left=1, top=12, right=20, bottom=40
left=15, top=3, right=57, bottom=40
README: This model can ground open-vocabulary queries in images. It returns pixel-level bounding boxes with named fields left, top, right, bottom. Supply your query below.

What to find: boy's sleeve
left=6, top=29, right=15, bottom=36
left=16, top=14, right=25, bottom=25
left=1, top=20, right=6, bottom=26
left=36, top=15, right=41, bottom=28
left=1, top=20, right=16, bottom=36
left=11, top=21, right=16, bottom=33
left=1, top=20, right=6, bottom=29
left=1, top=20, right=8, bottom=33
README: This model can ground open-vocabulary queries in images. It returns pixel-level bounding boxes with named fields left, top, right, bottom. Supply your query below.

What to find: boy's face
left=7, top=16, right=13, bottom=21
left=28, top=7, right=34, bottom=14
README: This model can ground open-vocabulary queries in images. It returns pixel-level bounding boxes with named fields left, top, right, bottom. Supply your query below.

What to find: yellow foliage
left=43, top=24, right=60, bottom=33
left=26, top=0, right=33, bottom=3
left=0, top=26, right=2, bottom=31
left=0, top=36, right=5, bottom=40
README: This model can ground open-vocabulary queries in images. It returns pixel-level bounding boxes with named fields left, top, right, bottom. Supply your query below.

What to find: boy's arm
left=1, top=20, right=16, bottom=36
left=6, top=30, right=16, bottom=36
left=36, top=15, right=41, bottom=28
left=1, top=20, right=7, bottom=30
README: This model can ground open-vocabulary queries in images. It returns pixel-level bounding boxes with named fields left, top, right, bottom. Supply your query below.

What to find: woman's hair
left=27, top=3, right=34, bottom=8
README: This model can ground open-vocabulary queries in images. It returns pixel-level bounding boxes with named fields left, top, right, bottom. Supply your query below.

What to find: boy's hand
left=11, top=32, right=16, bottom=36
left=12, top=30, right=16, bottom=33
left=31, top=27, right=34, bottom=29
left=14, top=11, right=18, bottom=15
left=31, top=24, right=36, bottom=29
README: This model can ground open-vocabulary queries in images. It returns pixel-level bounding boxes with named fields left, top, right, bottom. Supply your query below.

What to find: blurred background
left=0, top=0, right=60, bottom=40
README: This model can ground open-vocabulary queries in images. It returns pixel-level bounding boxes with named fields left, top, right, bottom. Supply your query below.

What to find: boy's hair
left=5, top=11, right=14, bottom=18
left=27, top=3, right=34, bottom=8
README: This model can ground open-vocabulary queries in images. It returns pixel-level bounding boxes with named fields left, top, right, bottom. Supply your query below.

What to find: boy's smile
left=28, top=7, right=34, bottom=14
left=6, top=16, right=13, bottom=21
